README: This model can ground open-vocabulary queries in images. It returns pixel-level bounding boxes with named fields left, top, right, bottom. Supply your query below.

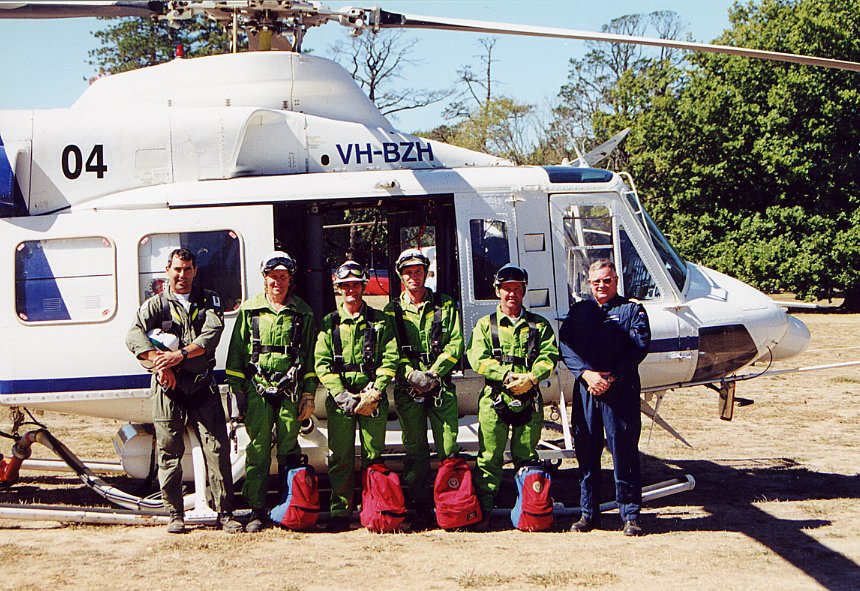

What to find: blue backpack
left=269, top=463, right=320, bottom=531
left=510, top=464, right=553, bottom=532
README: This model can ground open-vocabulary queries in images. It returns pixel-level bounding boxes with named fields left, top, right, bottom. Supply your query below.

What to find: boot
left=167, top=513, right=186, bottom=534
left=218, top=512, right=243, bottom=534
left=570, top=516, right=600, bottom=533
left=246, top=508, right=269, bottom=533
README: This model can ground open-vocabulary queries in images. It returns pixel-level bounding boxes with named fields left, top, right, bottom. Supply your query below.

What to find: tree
left=88, top=15, right=244, bottom=78
left=631, top=0, right=860, bottom=307
left=330, top=29, right=449, bottom=118
left=547, top=11, right=688, bottom=164
left=420, top=38, right=540, bottom=164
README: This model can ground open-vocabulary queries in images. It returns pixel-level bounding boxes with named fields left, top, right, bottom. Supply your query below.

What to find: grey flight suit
left=126, top=286, right=234, bottom=517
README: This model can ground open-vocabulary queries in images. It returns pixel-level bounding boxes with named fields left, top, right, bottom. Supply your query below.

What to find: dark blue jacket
left=559, top=296, right=651, bottom=393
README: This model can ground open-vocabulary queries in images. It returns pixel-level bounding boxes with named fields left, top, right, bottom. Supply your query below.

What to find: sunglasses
left=589, top=276, right=616, bottom=286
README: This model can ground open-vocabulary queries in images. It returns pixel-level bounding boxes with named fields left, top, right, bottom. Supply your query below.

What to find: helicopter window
left=469, top=219, right=511, bottom=300
left=620, top=226, right=661, bottom=300
left=15, top=237, right=115, bottom=323
left=562, top=205, right=613, bottom=305
left=641, top=209, right=688, bottom=292
left=137, top=230, right=243, bottom=312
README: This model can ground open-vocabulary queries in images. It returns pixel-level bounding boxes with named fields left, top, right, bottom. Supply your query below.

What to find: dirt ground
left=1, top=312, right=859, bottom=591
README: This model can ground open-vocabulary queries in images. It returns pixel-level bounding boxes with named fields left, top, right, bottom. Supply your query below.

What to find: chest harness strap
left=391, top=291, right=443, bottom=366
left=158, top=291, right=216, bottom=382
left=249, top=310, right=305, bottom=404
left=487, top=312, right=542, bottom=425
left=331, top=307, right=378, bottom=393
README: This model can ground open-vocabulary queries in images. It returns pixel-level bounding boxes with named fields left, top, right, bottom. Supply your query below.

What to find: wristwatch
left=180, top=348, right=189, bottom=360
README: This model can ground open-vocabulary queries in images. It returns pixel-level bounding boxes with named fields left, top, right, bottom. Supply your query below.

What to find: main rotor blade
left=0, top=1, right=164, bottom=19
left=372, top=11, right=860, bottom=73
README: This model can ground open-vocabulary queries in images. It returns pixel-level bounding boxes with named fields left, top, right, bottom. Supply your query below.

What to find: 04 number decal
left=62, top=145, right=108, bottom=179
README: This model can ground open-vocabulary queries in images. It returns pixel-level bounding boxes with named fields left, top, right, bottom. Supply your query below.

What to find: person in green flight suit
left=126, top=247, right=242, bottom=534
left=314, top=261, right=400, bottom=532
left=466, top=264, right=559, bottom=531
left=384, top=248, right=464, bottom=531
left=225, top=251, right=319, bottom=533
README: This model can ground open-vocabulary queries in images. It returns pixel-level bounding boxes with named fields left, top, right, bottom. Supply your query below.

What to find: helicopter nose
left=765, top=314, right=810, bottom=361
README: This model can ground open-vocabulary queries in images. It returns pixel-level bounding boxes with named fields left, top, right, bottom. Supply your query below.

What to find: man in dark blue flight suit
left=559, top=260, right=651, bottom=536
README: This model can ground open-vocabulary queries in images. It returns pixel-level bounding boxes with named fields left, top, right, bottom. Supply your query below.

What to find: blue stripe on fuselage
left=0, top=131, right=15, bottom=209
left=0, top=370, right=228, bottom=395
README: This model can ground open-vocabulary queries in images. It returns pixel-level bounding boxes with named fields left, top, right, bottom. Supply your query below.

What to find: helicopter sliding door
left=548, top=193, right=696, bottom=389
left=454, top=191, right=517, bottom=335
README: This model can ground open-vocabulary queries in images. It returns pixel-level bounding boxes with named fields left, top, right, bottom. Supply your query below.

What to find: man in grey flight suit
left=126, top=248, right=242, bottom=534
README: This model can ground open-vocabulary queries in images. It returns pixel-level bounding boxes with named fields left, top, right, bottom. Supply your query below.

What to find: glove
left=354, top=386, right=383, bottom=416
left=406, top=370, right=440, bottom=394
left=334, top=390, right=360, bottom=415
left=297, top=392, right=316, bottom=421
left=504, top=372, right=538, bottom=395
left=229, top=389, right=247, bottom=420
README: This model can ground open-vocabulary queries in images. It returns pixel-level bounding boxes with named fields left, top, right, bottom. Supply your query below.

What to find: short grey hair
left=588, top=259, right=616, bottom=274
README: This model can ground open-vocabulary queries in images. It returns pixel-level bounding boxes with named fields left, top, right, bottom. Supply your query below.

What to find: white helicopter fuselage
left=0, top=51, right=809, bottom=427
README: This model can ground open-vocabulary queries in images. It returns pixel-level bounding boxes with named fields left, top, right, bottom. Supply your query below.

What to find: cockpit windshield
left=644, top=208, right=687, bottom=292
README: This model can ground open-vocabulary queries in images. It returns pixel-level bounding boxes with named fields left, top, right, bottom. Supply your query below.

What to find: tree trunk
left=839, top=284, right=860, bottom=312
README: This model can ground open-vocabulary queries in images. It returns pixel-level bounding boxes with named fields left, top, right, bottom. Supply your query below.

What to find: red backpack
left=434, top=456, right=482, bottom=530
left=510, top=464, right=554, bottom=532
left=269, top=464, right=320, bottom=531
left=360, top=463, right=407, bottom=533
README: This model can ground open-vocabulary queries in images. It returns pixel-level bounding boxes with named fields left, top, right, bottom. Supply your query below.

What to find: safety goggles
left=396, top=252, right=430, bottom=271
left=335, top=265, right=366, bottom=280
left=496, top=266, right=528, bottom=284
left=589, top=276, right=616, bottom=286
left=263, top=256, right=296, bottom=274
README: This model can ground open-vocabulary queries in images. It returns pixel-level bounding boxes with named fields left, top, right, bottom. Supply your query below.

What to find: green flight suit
left=383, top=289, right=464, bottom=512
left=125, top=286, right=233, bottom=517
left=466, top=306, right=559, bottom=513
left=225, top=292, right=319, bottom=510
left=315, top=302, right=399, bottom=517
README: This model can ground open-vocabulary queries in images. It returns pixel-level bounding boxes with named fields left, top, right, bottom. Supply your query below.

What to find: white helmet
left=139, top=329, right=180, bottom=369
left=333, top=260, right=369, bottom=285
left=260, top=250, right=297, bottom=275
left=395, top=248, right=430, bottom=273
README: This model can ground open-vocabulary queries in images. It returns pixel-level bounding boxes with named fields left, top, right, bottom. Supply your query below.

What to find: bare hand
left=583, top=370, right=614, bottom=396
left=157, top=367, right=176, bottom=389
left=153, top=350, right=183, bottom=371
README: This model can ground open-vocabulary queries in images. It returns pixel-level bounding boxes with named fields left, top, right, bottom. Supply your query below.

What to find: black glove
left=334, top=390, right=360, bottom=415
left=406, top=370, right=440, bottom=394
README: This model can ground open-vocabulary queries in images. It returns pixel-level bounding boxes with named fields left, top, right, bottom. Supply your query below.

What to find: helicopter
left=0, top=1, right=856, bottom=523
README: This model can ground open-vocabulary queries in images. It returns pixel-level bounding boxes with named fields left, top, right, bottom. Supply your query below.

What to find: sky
left=0, top=1, right=738, bottom=133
